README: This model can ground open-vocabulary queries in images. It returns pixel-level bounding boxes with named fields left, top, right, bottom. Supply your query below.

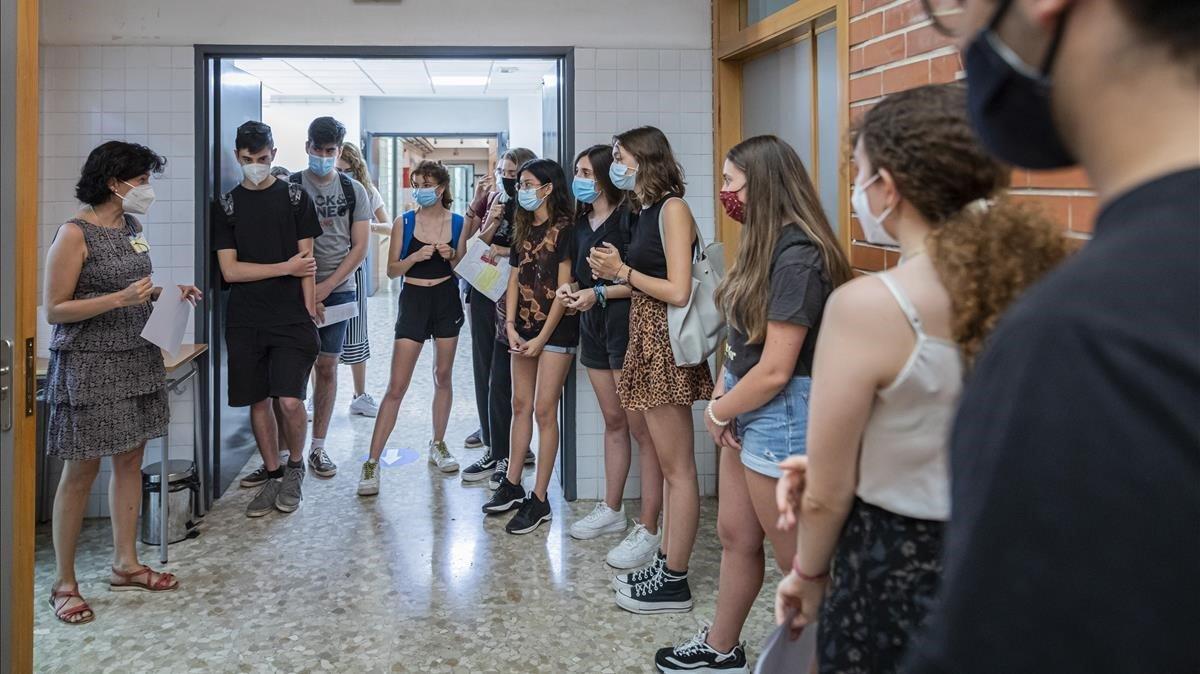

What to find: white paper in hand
left=316, top=301, right=359, bottom=328
left=455, top=236, right=510, bottom=302
left=140, top=285, right=191, bottom=357
left=754, top=617, right=817, bottom=674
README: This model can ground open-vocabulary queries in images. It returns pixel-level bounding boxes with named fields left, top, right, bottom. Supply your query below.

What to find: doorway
left=193, top=46, right=577, bottom=504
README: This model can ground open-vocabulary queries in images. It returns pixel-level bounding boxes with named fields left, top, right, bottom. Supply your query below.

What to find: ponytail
left=928, top=197, right=1067, bottom=367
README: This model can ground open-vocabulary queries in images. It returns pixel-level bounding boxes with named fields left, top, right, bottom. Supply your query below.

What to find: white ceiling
left=233, top=58, right=557, bottom=98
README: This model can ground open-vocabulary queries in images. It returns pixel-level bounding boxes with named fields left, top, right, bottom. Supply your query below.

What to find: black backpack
left=288, top=170, right=357, bottom=218
left=218, top=179, right=307, bottom=226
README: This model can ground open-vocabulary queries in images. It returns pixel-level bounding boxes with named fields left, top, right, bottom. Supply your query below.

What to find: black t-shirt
left=724, top=224, right=830, bottom=378
left=508, top=218, right=579, bottom=346
left=573, top=204, right=633, bottom=291
left=213, top=179, right=322, bottom=328
left=904, top=169, right=1200, bottom=674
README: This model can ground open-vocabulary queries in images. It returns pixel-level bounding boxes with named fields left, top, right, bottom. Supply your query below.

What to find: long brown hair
left=339, top=141, right=373, bottom=188
left=855, top=84, right=1067, bottom=364
left=715, top=135, right=852, bottom=343
left=613, top=126, right=686, bottom=208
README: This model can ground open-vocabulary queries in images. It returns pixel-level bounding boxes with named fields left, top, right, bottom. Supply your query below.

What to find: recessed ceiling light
left=430, top=75, right=489, bottom=87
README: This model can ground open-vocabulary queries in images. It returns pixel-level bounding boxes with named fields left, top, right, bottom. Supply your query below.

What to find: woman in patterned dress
left=43, top=141, right=202, bottom=625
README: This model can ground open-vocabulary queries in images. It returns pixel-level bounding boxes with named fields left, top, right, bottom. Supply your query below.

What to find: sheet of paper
left=754, top=618, right=817, bottom=674
left=140, top=285, right=191, bottom=357
left=455, top=236, right=510, bottom=302
left=316, top=300, right=359, bottom=328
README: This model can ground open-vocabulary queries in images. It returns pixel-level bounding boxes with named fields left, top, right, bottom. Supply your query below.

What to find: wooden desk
left=38, top=344, right=208, bottom=564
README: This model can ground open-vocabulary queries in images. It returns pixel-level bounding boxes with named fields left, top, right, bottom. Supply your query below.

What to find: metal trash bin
left=140, top=460, right=199, bottom=545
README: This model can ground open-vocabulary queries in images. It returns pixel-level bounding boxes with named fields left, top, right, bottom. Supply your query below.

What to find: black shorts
left=579, top=299, right=630, bottom=370
left=225, top=322, right=320, bottom=407
left=394, top=279, right=465, bottom=342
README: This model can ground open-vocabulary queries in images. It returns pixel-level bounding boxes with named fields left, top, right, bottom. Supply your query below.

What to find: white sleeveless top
left=856, top=273, right=963, bottom=522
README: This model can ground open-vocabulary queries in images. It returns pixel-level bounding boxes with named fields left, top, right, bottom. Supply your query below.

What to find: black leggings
left=468, top=288, right=511, bottom=461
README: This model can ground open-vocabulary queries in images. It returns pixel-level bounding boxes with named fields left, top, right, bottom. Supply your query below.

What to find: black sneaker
left=505, top=492, right=552, bottom=534
left=616, top=568, right=693, bottom=614
left=612, top=550, right=666, bottom=591
left=655, top=626, right=748, bottom=673
left=239, top=464, right=269, bottom=488
left=461, top=448, right=496, bottom=483
left=487, top=458, right=510, bottom=491
left=307, top=447, right=337, bottom=478
left=464, top=428, right=484, bottom=449
left=482, top=476, right=526, bottom=514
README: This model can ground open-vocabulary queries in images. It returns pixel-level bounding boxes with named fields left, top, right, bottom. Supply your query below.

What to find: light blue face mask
left=413, top=187, right=440, bottom=208
left=518, top=186, right=546, bottom=211
left=609, top=161, right=637, bottom=191
left=572, top=177, right=599, bottom=204
left=308, top=153, right=336, bottom=177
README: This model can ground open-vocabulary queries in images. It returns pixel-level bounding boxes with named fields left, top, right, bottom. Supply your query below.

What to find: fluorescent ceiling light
left=430, top=75, right=490, bottom=87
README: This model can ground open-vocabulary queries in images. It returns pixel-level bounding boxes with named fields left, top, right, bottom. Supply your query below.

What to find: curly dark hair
left=411, top=160, right=454, bottom=208
left=854, top=84, right=1067, bottom=365
left=307, top=116, right=346, bottom=148
left=75, top=140, right=167, bottom=207
left=512, top=158, right=573, bottom=248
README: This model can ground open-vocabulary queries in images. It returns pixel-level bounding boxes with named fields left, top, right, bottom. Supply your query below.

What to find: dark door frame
left=193, top=45, right=578, bottom=504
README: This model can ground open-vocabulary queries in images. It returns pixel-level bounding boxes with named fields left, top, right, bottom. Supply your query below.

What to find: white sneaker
left=428, top=440, right=460, bottom=473
left=607, top=523, right=662, bottom=569
left=569, top=502, right=628, bottom=540
left=357, top=460, right=380, bottom=496
left=349, top=393, right=379, bottom=418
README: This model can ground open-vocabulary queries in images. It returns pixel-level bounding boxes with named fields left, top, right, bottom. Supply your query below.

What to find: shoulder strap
left=451, top=213, right=464, bottom=247
left=657, top=196, right=702, bottom=261
left=338, top=172, right=357, bottom=218
left=219, top=191, right=236, bottom=219
left=287, top=182, right=304, bottom=208
left=288, top=171, right=302, bottom=185
left=876, top=272, right=925, bottom=336
left=401, top=211, right=416, bottom=257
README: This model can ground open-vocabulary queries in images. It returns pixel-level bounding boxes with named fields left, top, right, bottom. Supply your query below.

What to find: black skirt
left=817, top=498, right=945, bottom=674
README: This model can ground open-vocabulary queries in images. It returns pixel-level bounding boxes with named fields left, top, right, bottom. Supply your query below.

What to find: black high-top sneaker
left=615, top=566, right=693, bottom=614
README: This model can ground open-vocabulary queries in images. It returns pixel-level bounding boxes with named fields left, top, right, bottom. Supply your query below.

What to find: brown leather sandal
left=109, top=565, right=179, bottom=592
left=49, top=588, right=95, bottom=625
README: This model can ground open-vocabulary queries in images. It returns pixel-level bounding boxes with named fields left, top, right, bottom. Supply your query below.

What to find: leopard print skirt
left=618, top=293, right=713, bottom=411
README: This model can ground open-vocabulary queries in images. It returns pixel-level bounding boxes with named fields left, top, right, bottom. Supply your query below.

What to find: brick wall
left=846, top=0, right=1095, bottom=273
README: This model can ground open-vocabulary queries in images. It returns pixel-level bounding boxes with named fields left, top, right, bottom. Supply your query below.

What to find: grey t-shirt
left=298, top=170, right=372, bottom=293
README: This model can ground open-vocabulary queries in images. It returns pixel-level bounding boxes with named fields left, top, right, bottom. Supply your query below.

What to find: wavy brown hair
left=715, top=135, right=852, bottom=343
left=338, top=141, right=373, bottom=189
left=613, top=126, right=686, bottom=208
left=855, top=83, right=1067, bottom=365
left=411, top=159, right=454, bottom=208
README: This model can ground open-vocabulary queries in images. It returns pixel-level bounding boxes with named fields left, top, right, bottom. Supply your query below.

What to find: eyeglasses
left=517, top=182, right=544, bottom=190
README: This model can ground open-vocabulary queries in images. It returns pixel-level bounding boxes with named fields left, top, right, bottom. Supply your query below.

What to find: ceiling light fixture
left=430, top=75, right=490, bottom=87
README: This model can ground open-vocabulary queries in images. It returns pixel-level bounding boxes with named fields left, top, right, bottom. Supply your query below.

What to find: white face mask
left=117, top=181, right=156, bottom=215
left=242, top=163, right=272, bottom=185
left=851, top=173, right=898, bottom=246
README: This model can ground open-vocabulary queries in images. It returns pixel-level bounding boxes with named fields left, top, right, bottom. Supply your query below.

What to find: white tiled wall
left=39, top=44, right=198, bottom=518
left=571, top=47, right=718, bottom=502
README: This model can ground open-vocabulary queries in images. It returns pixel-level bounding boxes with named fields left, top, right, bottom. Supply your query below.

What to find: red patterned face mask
left=719, top=189, right=745, bottom=223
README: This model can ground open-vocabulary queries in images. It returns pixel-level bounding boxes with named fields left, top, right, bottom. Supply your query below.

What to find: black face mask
left=964, top=0, right=1077, bottom=169
left=500, top=177, right=518, bottom=197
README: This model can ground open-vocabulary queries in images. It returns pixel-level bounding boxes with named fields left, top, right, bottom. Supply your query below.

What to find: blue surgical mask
left=572, top=177, right=599, bottom=204
left=609, top=161, right=637, bottom=191
left=518, top=187, right=546, bottom=212
left=308, top=153, right=336, bottom=177
left=964, top=0, right=1075, bottom=169
left=413, top=187, right=440, bottom=208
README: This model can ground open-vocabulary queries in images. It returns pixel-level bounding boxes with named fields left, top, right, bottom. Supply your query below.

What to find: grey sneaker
left=275, top=463, right=305, bottom=513
left=239, top=464, right=269, bottom=489
left=246, top=478, right=282, bottom=518
left=308, top=447, right=337, bottom=478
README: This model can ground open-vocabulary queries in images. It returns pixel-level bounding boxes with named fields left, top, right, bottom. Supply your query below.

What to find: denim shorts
left=318, top=290, right=357, bottom=356
left=726, top=371, right=811, bottom=479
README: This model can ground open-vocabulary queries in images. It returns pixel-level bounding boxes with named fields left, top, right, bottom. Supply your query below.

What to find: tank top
left=626, top=196, right=675, bottom=280
left=49, top=216, right=154, bottom=352
left=404, top=235, right=454, bottom=279
left=856, top=272, right=963, bottom=522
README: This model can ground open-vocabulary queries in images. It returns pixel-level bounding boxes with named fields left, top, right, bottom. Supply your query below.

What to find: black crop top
left=626, top=196, right=677, bottom=280
left=405, top=235, right=454, bottom=279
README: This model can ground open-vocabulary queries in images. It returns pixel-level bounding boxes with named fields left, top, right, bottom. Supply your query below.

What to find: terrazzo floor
left=33, top=282, right=783, bottom=673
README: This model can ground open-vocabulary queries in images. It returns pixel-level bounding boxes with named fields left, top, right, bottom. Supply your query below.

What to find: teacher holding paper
left=42, top=141, right=201, bottom=626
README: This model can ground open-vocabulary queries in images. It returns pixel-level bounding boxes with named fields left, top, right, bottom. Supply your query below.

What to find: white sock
left=310, top=437, right=325, bottom=453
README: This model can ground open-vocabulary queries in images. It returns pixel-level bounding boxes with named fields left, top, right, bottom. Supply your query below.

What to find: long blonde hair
left=339, top=141, right=373, bottom=188
left=715, top=135, right=852, bottom=343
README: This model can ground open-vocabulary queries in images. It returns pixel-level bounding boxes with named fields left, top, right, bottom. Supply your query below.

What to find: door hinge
left=25, top=337, right=35, bottom=416
left=0, top=338, right=12, bottom=431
